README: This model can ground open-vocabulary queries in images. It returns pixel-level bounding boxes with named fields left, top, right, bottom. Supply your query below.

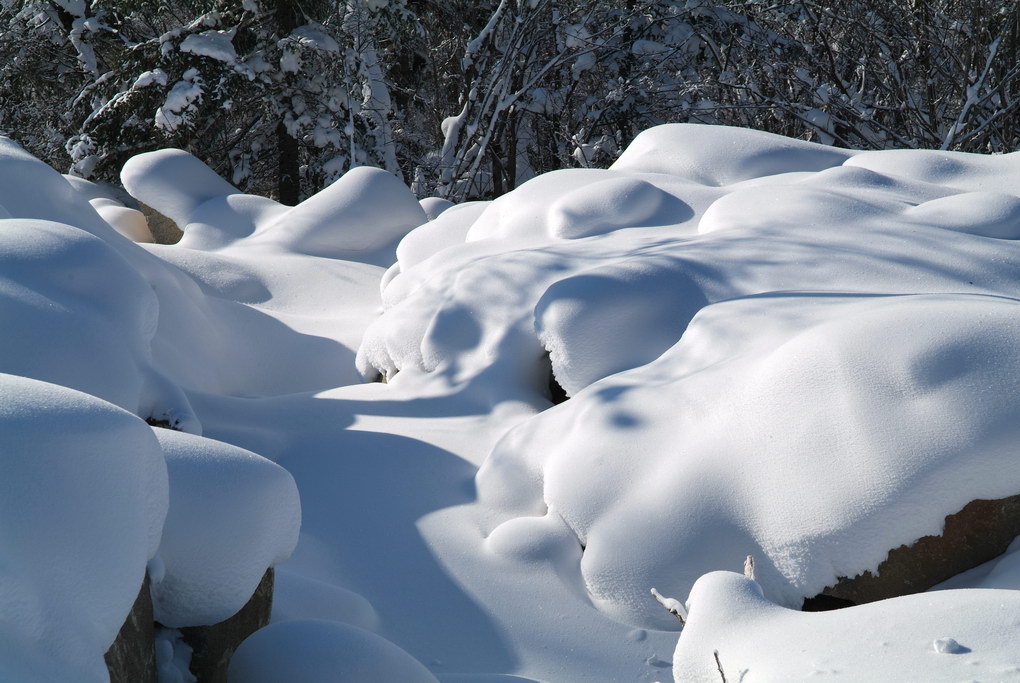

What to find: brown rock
left=180, top=567, right=275, bottom=683
left=804, top=494, right=1020, bottom=610
left=138, top=202, right=184, bottom=245
left=105, top=573, right=157, bottom=683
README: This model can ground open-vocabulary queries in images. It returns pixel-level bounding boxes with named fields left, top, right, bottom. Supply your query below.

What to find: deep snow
left=3, top=123, right=1020, bottom=681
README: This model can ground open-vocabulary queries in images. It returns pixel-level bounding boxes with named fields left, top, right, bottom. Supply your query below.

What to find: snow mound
left=395, top=201, right=486, bottom=271
left=150, top=429, right=301, bottom=627
left=90, top=197, right=154, bottom=242
left=271, top=570, right=381, bottom=631
left=228, top=620, right=439, bottom=683
left=121, top=148, right=240, bottom=230
left=610, top=123, right=853, bottom=184
left=845, top=147, right=1020, bottom=194
left=464, top=169, right=696, bottom=243
left=0, top=374, right=168, bottom=682
left=419, top=196, right=454, bottom=221
left=0, top=219, right=158, bottom=412
left=0, top=138, right=123, bottom=241
left=361, top=130, right=1020, bottom=397
left=547, top=176, right=679, bottom=238
left=349, top=124, right=1020, bottom=641
left=697, top=183, right=892, bottom=234
left=480, top=293, right=1020, bottom=627
left=674, top=572, right=1020, bottom=681
left=175, top=193, right=288, bottom=251
left=249, top=165, right=427, bottom=258
left=123, top=149, right=424, bottom=261
left=906, top=191, right=1020, bottom=239
left=534, top=256, right=705, bottom=396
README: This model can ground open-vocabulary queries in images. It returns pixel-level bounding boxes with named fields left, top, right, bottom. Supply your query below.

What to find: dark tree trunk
left=275, top=0, right=302, bottom=205
left=276, top=120, right=300, bottom=206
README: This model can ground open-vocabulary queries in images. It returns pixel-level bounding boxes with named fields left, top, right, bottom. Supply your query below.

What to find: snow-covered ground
left=4, top=124, right=1020, bottom=681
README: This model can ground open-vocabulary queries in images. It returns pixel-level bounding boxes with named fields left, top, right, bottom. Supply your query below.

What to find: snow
left=611, top=122, right=853, bottom=183
left=7, top=122, right=1020, bottom=680
left=933, top=637, right=968, bottom=655
left=131, top=69, right=170, bottom=89
left=228, top=620, right=439, bottom=683
left=672, top=572, right=1020, bottom=681
left=179, top=30, right=238, bottom=64
left=0, top=374, right=168, bottom=683
left=0, top=218, right=159, bottom=412
left=485, top=292, right=1020, bottom=626
left=89, top=198, right=154, bottom=242
left=122, top=148, right=239, bottom=229
left=154, top=628, right=196, bottom=683
left=154, top=70, right=204, bottom=132
left=419, top=196, right=455, bottom=221
left=150, top=429, right=300, bottom=627
left=289, top=25, right=341, bottom=53
left=244, top=165, right=426, bottom=259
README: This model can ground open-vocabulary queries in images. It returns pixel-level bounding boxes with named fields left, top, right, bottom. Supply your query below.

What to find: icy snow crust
left=6, top=123, right=1020, bottom=679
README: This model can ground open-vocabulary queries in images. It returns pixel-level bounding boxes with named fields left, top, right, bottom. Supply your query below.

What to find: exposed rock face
left=105, top=568, right=274, bottom=683
left=804, top=495, right=1020, bottom=610
left=139, top=202, right=184, bottom=244
left=105, top=573, right=157, bottom=683
left=180, top=568, right=275, bottom=683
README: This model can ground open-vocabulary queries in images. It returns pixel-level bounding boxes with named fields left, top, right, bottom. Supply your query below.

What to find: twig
left=714, top=650, right=727, bottom=683
left=650, top=587, right=687, bottom=625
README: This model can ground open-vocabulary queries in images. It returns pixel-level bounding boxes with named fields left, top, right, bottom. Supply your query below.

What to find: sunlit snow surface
left=4, top=124, right=1020, bottom=680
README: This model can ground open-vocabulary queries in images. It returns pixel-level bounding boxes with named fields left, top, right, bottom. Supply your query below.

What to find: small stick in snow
left=650, top=587, right=687, bottom=625
left=714, top=650, right=727, bottom=683
left=743, top=554, right=755, bottom=581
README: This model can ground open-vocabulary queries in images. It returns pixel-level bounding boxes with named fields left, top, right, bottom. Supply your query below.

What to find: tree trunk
left=276, top=120, right=300, bottom=206
left=275, top=0, right=302, bottom=205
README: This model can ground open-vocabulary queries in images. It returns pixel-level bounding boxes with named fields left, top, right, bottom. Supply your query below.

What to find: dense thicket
left=2, top=0, right=1018, bottom=202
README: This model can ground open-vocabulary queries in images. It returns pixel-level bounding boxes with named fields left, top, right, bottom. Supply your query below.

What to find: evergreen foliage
left=2, top=0, right=1018, bottom=202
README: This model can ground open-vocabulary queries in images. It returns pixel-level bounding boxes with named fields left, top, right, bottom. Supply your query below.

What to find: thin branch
left=714, top=650, right=728, bottom=683
left=650, top=587, right=687, bottom=626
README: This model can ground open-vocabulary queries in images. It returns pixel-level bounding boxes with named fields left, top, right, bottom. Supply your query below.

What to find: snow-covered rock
left=482, top=293, right=1020, bottom=626
left=0, top=374, right=168, bottom=682
left=673, top=572, right=1020, bottom=682
left=357, top=122, right=1020, bottom=635
left=122, top=148, right=240, bottom=232
left=150, top=429, right=301, bottom=627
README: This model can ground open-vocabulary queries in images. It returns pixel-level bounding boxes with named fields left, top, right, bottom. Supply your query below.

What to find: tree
left=3, top=0, right=1020, bottom=204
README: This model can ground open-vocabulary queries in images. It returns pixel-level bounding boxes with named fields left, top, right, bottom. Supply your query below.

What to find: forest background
left=2, top=0, right=1019, bottom=205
